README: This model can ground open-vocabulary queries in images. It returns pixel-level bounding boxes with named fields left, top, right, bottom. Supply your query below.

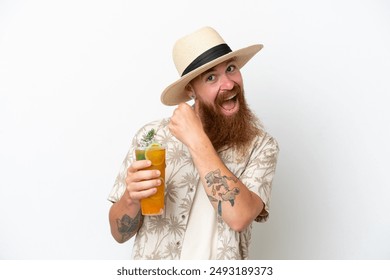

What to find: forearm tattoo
left=205, top=169, right=240, bottom=216
left=116, top=210, right=142, bottom=242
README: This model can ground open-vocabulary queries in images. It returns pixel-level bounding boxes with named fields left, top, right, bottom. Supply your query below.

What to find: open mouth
left=219, top=93, right=238, bottom=111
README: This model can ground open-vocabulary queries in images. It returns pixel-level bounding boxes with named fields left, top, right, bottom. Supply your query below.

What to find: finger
left=127, top=168, right=161, bottom=184
left=178, top=102, right=191, bottom=112
left=128, top=160, right=151, bottom=173
left=127, top=178, right=161, bottom=200
left=129, top=187, right=157, bottom=201
left=194, top=99, right=200, bottom=116
left=128, top=177, right=162, bottom=192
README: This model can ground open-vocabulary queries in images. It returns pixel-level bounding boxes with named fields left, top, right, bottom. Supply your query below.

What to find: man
left=108, top=26, right=279, bottom=259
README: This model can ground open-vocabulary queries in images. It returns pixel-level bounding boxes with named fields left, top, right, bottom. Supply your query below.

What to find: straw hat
left=160, top=26, right=263, bottom=106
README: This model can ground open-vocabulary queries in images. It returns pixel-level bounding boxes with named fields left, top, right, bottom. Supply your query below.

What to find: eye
left=206, top=74, right=215, bottom=82
left=226, top=64, right=236, bottom=73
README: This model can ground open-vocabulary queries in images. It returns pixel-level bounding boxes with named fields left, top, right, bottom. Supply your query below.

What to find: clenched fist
left=168, top=103, right=206, bottom=149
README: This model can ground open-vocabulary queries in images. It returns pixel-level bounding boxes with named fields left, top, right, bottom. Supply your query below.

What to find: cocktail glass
left=135, top=144, right=165, bottom=215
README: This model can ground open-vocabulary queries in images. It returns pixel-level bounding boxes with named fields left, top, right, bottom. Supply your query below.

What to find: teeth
left=225, top=94, right=237, bottom=101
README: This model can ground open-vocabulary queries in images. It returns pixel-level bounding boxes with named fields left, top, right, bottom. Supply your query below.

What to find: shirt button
left=176, top=241, right=180, bottom=246
left=181, top=215, right=185, bottom=219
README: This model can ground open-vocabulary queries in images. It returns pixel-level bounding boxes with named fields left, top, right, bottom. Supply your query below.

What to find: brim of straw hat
left=160, top=44, right=263, bottom=106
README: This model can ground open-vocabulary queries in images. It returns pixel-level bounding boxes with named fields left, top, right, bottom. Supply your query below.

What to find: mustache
left=215, top=84, right=242, bottom=106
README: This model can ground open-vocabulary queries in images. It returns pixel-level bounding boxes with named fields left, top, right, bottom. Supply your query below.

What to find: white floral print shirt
left=108, top=118, right=279, bottom=259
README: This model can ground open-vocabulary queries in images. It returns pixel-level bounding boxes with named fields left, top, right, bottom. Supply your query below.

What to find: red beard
left=197, top=84, right=262, bottom=153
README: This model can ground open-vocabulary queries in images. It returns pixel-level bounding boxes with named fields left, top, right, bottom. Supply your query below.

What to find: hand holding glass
left=135, top=144, right=165, bottom=215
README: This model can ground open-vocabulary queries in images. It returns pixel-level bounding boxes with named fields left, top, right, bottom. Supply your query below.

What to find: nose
left=219, top=74, right=235, bottom=91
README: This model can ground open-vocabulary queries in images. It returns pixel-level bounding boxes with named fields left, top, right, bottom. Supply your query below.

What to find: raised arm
left=169, top=103, right=264, bottom=232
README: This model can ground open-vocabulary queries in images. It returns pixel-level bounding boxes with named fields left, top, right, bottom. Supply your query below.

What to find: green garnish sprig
left=140, top=128, right=157, bottom=147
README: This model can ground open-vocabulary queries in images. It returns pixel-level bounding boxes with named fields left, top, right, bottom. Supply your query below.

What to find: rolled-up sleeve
left=240, top=135, right=279, bottom=223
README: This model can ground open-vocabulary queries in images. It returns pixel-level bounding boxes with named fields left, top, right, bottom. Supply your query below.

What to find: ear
left=185, top=84, right=196, bottom=100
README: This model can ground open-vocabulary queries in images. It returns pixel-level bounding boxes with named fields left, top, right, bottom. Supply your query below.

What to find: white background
left=1, top=0, right=389, bottom=259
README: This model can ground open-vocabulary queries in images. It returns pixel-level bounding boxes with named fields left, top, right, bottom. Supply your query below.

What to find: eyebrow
left=200, top=57, right=237, bottom=78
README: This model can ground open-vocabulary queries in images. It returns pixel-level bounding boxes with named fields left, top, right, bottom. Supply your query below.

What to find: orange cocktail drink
left=135, top=143, right=165, bottom=215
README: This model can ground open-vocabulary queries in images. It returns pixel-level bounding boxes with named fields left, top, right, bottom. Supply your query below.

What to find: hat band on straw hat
left=161, top=26, right=263, bottom=105
left=181, top=43, right=232, bottom=76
